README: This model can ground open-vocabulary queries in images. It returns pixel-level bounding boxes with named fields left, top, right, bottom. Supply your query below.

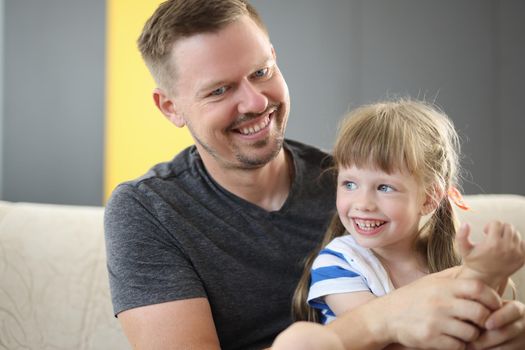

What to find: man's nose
left=236, top=79, right=268, bottom=115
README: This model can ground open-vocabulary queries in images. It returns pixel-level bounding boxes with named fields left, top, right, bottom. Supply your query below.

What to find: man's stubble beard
left=187, top=106, right=288, bottom=170
left=232, top=134, right=284, bottom=169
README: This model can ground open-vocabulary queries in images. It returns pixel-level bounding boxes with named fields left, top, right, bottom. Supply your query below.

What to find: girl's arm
left=456, top=221, right=525, bottom=293
left=325, top=291, right=376, bottom=316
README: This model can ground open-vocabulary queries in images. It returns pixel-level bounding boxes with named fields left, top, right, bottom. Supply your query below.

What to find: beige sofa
left=0, top=195, right=524, bottom=349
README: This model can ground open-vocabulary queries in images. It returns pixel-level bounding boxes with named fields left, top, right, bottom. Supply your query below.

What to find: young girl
left=273, top=99, right=524, bottom=349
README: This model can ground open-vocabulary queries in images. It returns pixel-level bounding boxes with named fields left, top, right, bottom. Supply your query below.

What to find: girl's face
left=336, top=165, right=431, bottom=255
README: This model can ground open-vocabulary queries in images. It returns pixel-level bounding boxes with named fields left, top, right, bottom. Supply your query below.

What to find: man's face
left=166, top=15, right=290, bottom=170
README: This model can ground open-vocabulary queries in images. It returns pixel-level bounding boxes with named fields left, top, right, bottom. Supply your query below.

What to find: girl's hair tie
left=447, top=186, right=470, bottom=211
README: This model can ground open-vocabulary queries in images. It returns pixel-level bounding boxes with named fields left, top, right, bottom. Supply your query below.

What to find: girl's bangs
left=334, top=109, right=419, bottom=174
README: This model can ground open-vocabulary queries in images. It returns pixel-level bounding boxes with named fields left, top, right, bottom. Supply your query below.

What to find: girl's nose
left=353, top=192, right=376, bottom=212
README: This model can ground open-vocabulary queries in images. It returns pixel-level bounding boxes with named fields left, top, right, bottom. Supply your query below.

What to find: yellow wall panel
left=104, top=0, right=193, bottom=201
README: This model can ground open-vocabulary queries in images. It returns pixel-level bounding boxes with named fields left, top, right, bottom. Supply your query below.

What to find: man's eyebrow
left=195, top=79, right=227, bottom=97
left=195, top=58, right=276, bottom=97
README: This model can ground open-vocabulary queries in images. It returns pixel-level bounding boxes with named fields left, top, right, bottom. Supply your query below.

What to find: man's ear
left=153, top=88, right=185, bottom=128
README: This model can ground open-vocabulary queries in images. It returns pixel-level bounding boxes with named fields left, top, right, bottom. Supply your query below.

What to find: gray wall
left=1, top=0, right=523, bottom=205
left=0, top=0, right=3, bottom=199
left=253, top=0, right=525, bottom=195
left=3, top=0, right=105, bottom=205
left=497, top=0, right=525, bottom=195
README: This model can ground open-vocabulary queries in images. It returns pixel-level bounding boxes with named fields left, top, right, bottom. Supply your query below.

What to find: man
left=105, top=1, right=525, bottom=349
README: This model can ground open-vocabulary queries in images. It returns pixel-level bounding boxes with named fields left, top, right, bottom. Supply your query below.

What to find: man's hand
left=468, top=300, right=525, bottom=350
left=384, top=273, right=501, bottom=349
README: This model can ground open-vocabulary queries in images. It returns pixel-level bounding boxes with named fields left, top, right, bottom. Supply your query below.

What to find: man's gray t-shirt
left=104, top=139, right=336, bottom=350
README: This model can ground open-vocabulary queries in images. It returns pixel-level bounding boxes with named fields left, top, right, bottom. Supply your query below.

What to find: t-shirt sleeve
left=307, top=246, right=370, bottom=311
left=104, top=184, right=206, bottom=316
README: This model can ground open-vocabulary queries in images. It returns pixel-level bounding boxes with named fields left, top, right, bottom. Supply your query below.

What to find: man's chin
left=235, top=138, right=284, bottom=169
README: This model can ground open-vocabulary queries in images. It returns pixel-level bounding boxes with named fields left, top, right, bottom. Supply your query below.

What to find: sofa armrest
left=0, top=201, right=128, bottom=349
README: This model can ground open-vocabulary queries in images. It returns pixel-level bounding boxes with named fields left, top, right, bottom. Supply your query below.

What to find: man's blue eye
left=345, top=181, right=357, bottom=190
left=378, top=184, right=394, bottom=192
left=253, top=68, right=268, bottom=78
left=211, top=86, right=227, bottom=96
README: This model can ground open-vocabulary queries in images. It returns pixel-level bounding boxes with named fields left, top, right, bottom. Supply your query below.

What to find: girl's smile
left=351, top=217, right=387, bottom=236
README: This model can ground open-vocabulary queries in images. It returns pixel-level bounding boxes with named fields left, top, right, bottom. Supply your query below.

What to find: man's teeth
left=355, top=219, right=385, bottom=229
left=239, top=116, right=270, bottom=135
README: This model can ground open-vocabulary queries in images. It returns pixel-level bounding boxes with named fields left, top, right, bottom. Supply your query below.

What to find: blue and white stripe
left=307, top=234, right=394, bottom=324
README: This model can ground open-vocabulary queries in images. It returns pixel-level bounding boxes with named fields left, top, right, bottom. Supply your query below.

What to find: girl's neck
left=374, top=243, right=428, bottom=289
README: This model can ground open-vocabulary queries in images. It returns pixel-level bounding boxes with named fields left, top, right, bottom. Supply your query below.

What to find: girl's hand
left=456, top=221, right=525, bottom=289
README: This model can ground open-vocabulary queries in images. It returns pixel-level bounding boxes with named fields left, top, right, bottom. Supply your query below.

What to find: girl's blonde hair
left=293, top=98, right=463, bottom=322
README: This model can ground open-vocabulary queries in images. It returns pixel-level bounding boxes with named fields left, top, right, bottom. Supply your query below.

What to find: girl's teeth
left=356, top=220, right=385, bottom=229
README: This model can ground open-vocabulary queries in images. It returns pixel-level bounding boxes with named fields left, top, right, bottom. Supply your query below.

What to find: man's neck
left=201, top=149, right=293, bottom=212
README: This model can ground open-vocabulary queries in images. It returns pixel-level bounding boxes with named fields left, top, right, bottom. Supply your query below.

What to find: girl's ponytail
left=422, top=198, right=461, bottom=273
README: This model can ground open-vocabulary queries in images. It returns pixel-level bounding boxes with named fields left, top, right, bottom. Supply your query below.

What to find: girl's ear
left=421, top=185, right=444, bottom=215
left=153, top=88, right=186, bottom=128
left=421, top=200, right=437, bottom=216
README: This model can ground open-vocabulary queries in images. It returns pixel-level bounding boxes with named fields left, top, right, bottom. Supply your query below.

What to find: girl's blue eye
left=344, top=181, right=357, bottom=190
left=211, top=86, right=228, bottom=96
left=378, top=184, right=394, bottom=192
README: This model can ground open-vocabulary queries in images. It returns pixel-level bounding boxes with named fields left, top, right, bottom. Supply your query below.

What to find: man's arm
left=326, top=270, right=501, bottom=350
left=119, top=297, right=221, bottom=350
left=105, top=187, right=220, bottom=349
left=272, top=269, right=501, bottom=350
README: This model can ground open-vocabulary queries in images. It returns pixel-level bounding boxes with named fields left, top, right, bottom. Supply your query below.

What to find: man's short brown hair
left=138, top=0, right=267, bottom=91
